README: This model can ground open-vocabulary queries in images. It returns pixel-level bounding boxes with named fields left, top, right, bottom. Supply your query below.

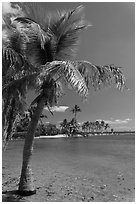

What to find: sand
left=2, top=134, right=135, bottom=202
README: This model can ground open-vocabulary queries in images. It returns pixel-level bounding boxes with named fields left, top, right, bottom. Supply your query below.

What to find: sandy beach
left=2, top=134, right=135, bottom=202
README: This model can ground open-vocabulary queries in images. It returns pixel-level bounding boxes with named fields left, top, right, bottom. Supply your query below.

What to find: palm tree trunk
left=18, top=98, right=45, bottom=196
left=2, top=97, right=11, bottom=140
left=74, top=112, right=76, bottom=121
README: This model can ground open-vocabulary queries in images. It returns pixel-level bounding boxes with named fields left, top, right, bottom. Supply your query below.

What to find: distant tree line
left=13, top=105, right=111, bottom=139
left=82, top=120, right=110, bottom=134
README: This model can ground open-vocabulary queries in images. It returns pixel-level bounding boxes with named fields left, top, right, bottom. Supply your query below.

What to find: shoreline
left=35, top=134, right=68, bottom=139
left=35, top=132, right=135, bottom=139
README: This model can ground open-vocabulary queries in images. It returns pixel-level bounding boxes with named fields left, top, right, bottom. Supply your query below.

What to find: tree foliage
left=3, top=3, right=126, bottom=148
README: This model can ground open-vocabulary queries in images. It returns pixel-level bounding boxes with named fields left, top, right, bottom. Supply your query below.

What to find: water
left=3, top=134, right=135, bottom=175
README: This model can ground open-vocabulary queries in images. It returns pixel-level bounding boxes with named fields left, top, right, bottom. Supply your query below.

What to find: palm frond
left=2, top=95, right=26, bottom=150
left=11, top=17, right=52, bottom=66
left=61, top=61, right=89, bottom=97
left=19, top=3, right=90, bottom=61
left=12, top=17, right=47, bottom=49
left=2, top=46, right=23, bottom=77
left=48, top=5, right=91, bottom=60
left=46, top=102, right=54, bottom=115
left=70, top=61, right=127, bottom=91
left=18, top=2, right=50, bottom=31
left=40, top=61, right=89, bottom=98
left=2, top=74, right=38, bottom=112
left=5, top=4, right=90, bottom=64
left=31, top=92, right=43, bottom=106
left=41, top=60, right=126, bottom=97
left=31, top=76, right=64, bottom=110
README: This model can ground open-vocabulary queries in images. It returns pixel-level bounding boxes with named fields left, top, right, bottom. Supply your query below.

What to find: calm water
left=3, top=134, right=135, bottom=175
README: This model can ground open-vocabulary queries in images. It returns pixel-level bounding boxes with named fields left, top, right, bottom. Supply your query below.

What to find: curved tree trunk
left=18, top=98, right=45, bottom=196
left=74, top=112, right=77, bottom=121
left=2, top=98, right=17, bottom=150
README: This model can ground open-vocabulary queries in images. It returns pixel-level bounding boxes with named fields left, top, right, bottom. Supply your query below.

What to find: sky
left=3, top=2, right=135, bottom=131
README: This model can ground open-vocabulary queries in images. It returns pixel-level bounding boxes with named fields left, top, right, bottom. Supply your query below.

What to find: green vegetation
left=82, top=120, right=110, bottom=134
left=3, top=3, right=126, bottom=195
left=12, top=104, right=110, bottom=138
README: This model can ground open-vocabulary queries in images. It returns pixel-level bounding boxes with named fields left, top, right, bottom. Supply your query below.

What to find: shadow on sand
left=2, top=190, right=24, bottom=202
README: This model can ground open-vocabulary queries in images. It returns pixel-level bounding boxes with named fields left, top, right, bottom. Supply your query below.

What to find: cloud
left=104, top=118, right=133, bottom=125
left=125, top=118, right=132, bottom=121
left=104, top=120, right=127, bottom=125
left=44, top=106, right=69, bottom=112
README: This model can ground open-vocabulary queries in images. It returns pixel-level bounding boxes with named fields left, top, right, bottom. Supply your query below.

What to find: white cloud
left=125, top=118, right=132, bottom=121
left=44, top=106, right=69, bottom=112
left=104, top=118, right=132, bottom=125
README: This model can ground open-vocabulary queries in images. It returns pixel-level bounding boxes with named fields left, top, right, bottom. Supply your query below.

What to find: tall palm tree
left=71, top=105, right=81, bottom=121
left=3, top=3, right=126, bottom=195
left=60, top=119, right=69, bottom=134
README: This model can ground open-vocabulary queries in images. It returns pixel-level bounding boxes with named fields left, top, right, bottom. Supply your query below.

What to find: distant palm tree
left=71, top=105, right=81, bottom=121
left=60, top=119, right=69, bottom=134
left=86, top=121, right=90, bottom=132
left=100, top=120, right=105, bottom=133
left=82, top=122, right=87, bottom=132
left=104, top=123, right=110, bottom=131
left=69, top=117, right=79, bottom=135
left=82, top=121, right=90, bottom=132
left=89, top=122, right=95, bottom=133
left=95, top=120, right=101, bottom=132
left=3, top=3, right=126, bottom=195
left=104, top=123, right=110, bottom=134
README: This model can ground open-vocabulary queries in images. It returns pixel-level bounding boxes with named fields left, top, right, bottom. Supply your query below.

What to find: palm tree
left=88, top=122, right=94, bottom=133
left=95, top=120, right=101, bottom=133
left=82, top=122, right=87, bottom=132
left=85, top=121, right=90, bottom=132
left=60, top=119, right=69, bottom=134
left=3, top=3, right=126, bottom=195
left=104, top=123, right=110, bottom=134
left=71, top=105, right=81, bottom=121
left=69, top=117, right=79, bottom=136
left=82, top=121, right=91, bottom=137
left=104, top=123, right=110, bottom=131
left=100, top=120, right=105, bottom=133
